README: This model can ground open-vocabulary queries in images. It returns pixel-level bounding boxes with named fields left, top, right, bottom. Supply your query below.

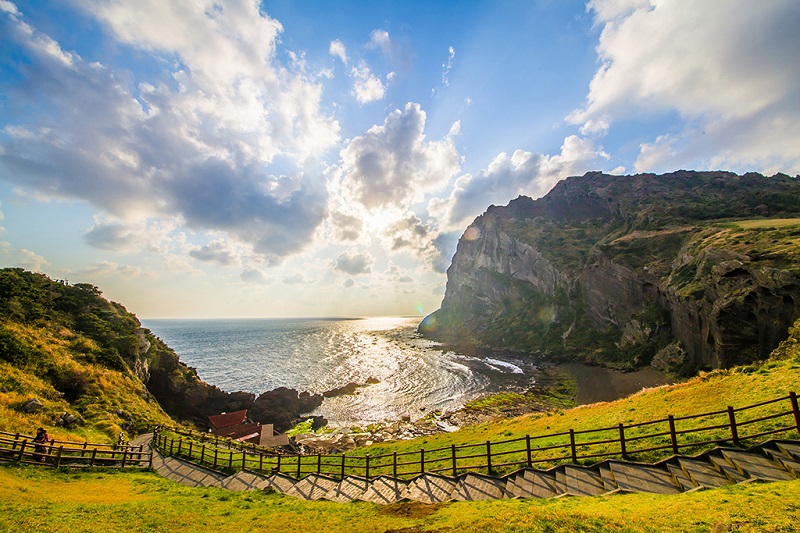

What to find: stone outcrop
left=422, top=171, right=800, bottom=373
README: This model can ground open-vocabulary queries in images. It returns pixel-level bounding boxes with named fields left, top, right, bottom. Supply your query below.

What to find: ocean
left=141, top=316, right=539, bottom=427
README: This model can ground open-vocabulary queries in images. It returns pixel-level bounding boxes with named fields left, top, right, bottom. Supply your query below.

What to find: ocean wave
left=482, top=357, right=524, bottom=374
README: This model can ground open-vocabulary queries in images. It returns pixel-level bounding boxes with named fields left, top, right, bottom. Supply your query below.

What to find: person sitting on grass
left=33, top=427, right=49, bottom=463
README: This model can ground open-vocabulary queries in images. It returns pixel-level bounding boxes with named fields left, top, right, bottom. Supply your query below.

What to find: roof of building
left=207, top=410, right=248, bottom=429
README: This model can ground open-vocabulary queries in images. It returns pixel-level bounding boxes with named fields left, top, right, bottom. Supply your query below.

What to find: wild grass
left=1, top=465, right=798, bottom=532
left=733, top=218, right=800, bottom=229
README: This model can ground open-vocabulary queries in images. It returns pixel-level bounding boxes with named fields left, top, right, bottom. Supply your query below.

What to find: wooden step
left=324, top=476, right=371, bottom=502
left=262, top=473, right=297, bottom=494
left=597, top=464, right=618, bottom=492
left=404, top=474, right=458, bottom=503
left=763, top=448, right=800, bottom=476
left=608, top=462, right=681, bottom=494
left=556, top=466, right=606, bottom=496
left=284, top=474, right=339, bottom=500
left=776, top=442, right=800, bottom=462
left=451, top=473, right=507, bottom=501
left=219, top=471, right=271, bottom=491
left=676, top=458, right=732, bottom=488
left=708, top=454, right=748, bottom=483
left=667, top=463, right=696, bottom=491
left=359, top=476, right=407, bottom=504
left=514, top=469, right=561, bottom=498
left=720, top=449, right=794, bottom=481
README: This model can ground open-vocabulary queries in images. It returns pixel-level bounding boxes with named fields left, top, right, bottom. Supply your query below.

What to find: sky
left=0, top=0, right=798, bottom=319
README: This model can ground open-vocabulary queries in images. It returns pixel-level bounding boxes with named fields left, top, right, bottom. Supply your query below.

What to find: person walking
left=33, top=427, right=50, bottom=463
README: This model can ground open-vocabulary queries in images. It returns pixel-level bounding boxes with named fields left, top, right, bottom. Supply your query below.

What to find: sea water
left=141, top=316, right=537, bottom=427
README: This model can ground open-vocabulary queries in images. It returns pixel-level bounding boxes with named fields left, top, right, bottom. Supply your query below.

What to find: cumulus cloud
left=329, top=211, right=363, bottom=241
left=240, top=268, right=269, bottom=284
left=188, top=239, right=241, bottom=267
left=351, top=62, right=386, bottom=104
left=571, top=0, right=800, bottom=174
left=338, top=102, right=460, bottom=211
left=429, top=135, right=608, bottom=231
left=334, top=250, right=373, bottom=275
left=329, top=39, right=348, bottom=65
left=343, top=278, right=354, bottom=288
left=283, top=272, right=313, bottom=285
left=0, top=1, right=339, bottom=262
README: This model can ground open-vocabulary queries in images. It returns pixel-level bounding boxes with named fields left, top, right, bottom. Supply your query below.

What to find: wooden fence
left=152, top=391, right=800, bottom=480
left=0, top=431, right=151, bottom=469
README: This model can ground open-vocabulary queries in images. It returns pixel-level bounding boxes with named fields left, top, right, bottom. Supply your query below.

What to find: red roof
left=208, top=410, right=248, bottom=429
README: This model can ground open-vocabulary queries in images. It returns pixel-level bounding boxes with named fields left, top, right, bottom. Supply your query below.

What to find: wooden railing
left=0, top=431, right=151, bottom=469
left=152, top=391, right=800, bottom=480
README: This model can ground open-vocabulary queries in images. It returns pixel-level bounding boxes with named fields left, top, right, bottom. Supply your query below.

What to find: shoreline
left=292, top=362, right=675, bottom=453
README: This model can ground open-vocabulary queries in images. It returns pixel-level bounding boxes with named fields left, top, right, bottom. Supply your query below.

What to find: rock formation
left=421, top=171, right=800, bottom=374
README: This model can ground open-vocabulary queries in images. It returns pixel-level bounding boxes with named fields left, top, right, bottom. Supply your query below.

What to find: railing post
left=17, top=440, right=27, bottom=462
left=451, top=444, right=457, bottom=477
left=243, top=450, right=247, bottom=470
left=486, top=441, right=492, bottom=475
left=82, top=441, right=88, bottom=457
left=56, top=445, right=63, bottom=467
left=728, top=406, right=740, bottom=446
left=366, top=454, right=370, bottom=478
left=276, top=454, right=281, bottom=474
left=148, top=449, right=153, bottom=470
left=526, top=435, right=532, bottom=468
left=178, top=438, right=182, bottom=456
left=188, top=441, right=193, bottom=460
left=790, top=392, right=800, bottom=434
left=296, top=454, right=302, bottom=478
left=393, top=452, right=397, bottom=478
left=90, top=448, right=97, bottom=467
left=122, top=449, right=128, bottom=467
left=201, top=444, right=206, bottom=465
left=420, top=449, right=425, bottom=474
left=317, top=453, right=322, bottom=475
left=12, top=433, right=19, bottom=451
left=213, top=448, right=218, bottom=469
left=259, top=453, right=263, bottom=472
left=228, top=449, right=233, bottom=470
left=569, top=429, right=577, bottom=463
left=341, top=454, right=346, bottom=479
left=618, top=423, right=627, bottom=460
left=668, top=415, right=679, bottom=454
left=169, top=438, right=174, bottom=456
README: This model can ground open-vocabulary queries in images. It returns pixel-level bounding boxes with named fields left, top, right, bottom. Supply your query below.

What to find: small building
left=208, top=410, right=289, bottom=447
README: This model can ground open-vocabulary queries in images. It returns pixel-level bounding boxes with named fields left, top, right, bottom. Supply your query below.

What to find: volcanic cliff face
left=421, top=171, right=800, bottom=374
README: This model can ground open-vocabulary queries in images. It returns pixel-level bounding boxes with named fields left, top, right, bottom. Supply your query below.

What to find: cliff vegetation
left=422, top=171, right=800, bottom=374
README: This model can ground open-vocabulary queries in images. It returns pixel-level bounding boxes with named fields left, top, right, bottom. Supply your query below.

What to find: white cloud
left=329, top=39, right=348, bottom=65
left=334, top=250, right=373, bottom=275
left=240, top=268, right=269, bottom=284
left=78, top=260, right=143, bottom=279
left=0, top=1, right=340, bottom=263
left=338, top=103, right=460, bottom=211
left=188, top=239, right=241, bottom=267
left=351, top=62, right=386, bottom=104
left=367, top=29, right=390, bottom=53
left=572, top=0, right=800, bottom=174
left=442, top=46, right=455, bottom=86
left=429, top=135, right=608, bottom=231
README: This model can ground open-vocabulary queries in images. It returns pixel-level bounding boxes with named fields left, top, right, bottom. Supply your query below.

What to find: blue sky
left=1, top=0, right=798, bottom=318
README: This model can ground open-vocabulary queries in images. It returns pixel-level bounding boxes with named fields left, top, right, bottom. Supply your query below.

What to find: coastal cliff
left=421, top=171, right=800, bottom=374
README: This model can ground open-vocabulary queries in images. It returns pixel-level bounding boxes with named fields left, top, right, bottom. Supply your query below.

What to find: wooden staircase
left=137, top=433, right=800, bottom=503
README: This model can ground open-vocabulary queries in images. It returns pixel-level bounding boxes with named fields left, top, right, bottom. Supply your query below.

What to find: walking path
left=132, top=434, right=800, bottom=504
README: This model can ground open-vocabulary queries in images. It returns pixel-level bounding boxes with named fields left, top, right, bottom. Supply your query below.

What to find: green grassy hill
left=0, top=268, right=252, bottom=444
left=2, top=320, right=799, bottom=532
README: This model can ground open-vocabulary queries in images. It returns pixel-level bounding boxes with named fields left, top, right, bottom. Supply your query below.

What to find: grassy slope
left=1, top=466, right=798, bottom=532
